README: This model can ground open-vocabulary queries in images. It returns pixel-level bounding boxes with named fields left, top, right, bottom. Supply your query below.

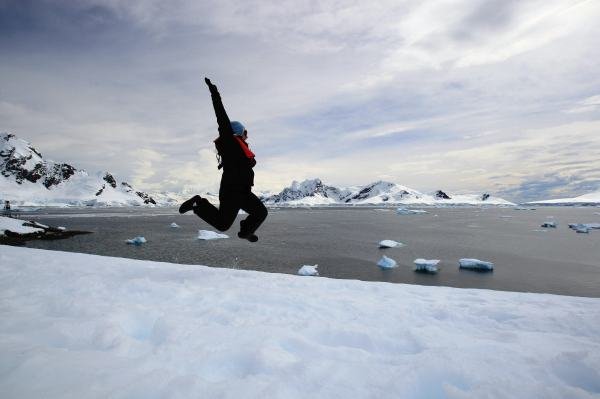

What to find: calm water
left=20, top=206, right=600, bottom=297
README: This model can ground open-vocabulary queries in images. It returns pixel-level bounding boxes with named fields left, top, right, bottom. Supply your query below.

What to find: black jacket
left=208, top=84, right=255, bottom=187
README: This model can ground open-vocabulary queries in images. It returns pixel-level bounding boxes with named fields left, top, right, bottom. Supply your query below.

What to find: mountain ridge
left=1, top=133, right=156, bottom=206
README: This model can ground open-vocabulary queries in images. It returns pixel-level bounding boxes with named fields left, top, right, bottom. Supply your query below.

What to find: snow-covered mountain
left=1, top=133, right=156, bottom=207
left=262, top=178, right=515, bottom=206
left=262, top=179, right=350, bottom=205
left=525, top=190, right=600, bottom=206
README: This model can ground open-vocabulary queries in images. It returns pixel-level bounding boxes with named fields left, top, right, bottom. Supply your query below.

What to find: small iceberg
left=126, top=236, right=147, bottom=245
left=197, top=230, right=229, bottom=240
left=378, top=239, right=404, bottom=248
left=377, top=255, right=397, bottom=269
left=541, top=221, right=557, bottom=228
left=413, top=258, right=440, bottom=273
left=170, top=222, right=180, bottom=228
left=396, top=207, right=428, bottom=215
left=298, top=264, right=319, bottom=276
left=568, top=223, right=599, bottom=233
left=459, top=258, right=494, bottom=271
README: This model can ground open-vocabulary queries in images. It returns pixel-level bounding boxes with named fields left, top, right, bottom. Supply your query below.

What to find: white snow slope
left=1, top=246, right=599, bottom=398
left=527, top=190, right=600, bottom=205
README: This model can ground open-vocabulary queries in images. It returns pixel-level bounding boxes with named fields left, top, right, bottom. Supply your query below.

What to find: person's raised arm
left=205, top=77, right=234, bottom=137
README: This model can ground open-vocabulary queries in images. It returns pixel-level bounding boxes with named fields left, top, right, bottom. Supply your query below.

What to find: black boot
left=238, top=219, right=259, bottom=242
left=179, top=195, right=201, bottom=214
left=238, top=231, right=258, bottom=242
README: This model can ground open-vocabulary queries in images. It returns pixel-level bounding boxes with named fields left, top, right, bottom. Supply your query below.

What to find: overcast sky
left=1, top=0, right=600, bottom=202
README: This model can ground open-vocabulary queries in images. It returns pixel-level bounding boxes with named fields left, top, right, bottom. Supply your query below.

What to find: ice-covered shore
left=1, top=246, right=599, bottom=398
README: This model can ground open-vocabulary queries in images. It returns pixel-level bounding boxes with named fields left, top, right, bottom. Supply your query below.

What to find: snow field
left=1, top=246, right=600, bottom=398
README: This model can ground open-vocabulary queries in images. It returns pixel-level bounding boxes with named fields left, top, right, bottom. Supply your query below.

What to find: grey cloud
left=452, top=0, right=520, bottom=41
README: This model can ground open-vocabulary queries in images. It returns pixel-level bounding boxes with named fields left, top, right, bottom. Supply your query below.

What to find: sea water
left=22, top=206, right=600, bottom=297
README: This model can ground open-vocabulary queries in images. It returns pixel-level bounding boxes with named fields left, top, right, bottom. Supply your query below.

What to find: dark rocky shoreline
left=0, top=219, right=92, bottom=246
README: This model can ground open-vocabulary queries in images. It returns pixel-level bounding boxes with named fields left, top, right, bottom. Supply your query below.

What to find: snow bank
left=1, top=246, right=600, bottom=398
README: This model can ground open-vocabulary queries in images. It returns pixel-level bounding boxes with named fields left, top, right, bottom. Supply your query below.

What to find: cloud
left=1, top=0, right=600, bottom=203
left=564, top=94, right=600, bottom=114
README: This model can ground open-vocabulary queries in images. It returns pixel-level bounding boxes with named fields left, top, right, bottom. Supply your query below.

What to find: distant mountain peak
left=0, top=132, right=156, bottom=206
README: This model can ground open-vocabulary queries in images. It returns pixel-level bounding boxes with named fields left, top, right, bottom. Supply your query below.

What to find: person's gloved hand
left=205, top=77, right=218, bottom=93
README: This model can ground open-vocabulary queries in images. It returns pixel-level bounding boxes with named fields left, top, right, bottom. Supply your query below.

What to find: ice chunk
left=170, top=222, right=180, bottom=228
left=541, top=221, right=557, bottom=228
left=377, top=255, right=397, bottom=269
left=197, top=230, right=229, bottom=240
left=568, top=223, right=600, bottom=231
left=459, top=258, right=494, bottom=271
left=396, top=207, right=428, bottom=215
left=576, top=227, right=589, bottom=234
left=413, top=258, right=440, bottom=273
left=298, top=264, right=319, bottom=276
left=126, top=236, right=147, bottom=245
left=57, top=226, right=66, bottom=231
left=378, top=240, right=404, bottom=248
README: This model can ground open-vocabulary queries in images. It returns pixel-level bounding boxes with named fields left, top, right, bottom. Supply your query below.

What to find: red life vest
left=234, top=136, right=255, bottom=159
left=214, top=136, right=255, bottom=169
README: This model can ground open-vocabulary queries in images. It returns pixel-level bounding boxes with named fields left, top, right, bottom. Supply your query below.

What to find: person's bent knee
left=215, top=222, right=232, bottom=232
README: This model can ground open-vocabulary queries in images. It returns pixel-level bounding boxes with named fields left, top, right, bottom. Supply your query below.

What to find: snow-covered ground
left=527, top=190, right=600, bottom=206
left=1, top=246, right=599, bottom=398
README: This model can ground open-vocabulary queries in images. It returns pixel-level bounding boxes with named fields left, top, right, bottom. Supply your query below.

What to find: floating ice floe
left=170, top=222, right=180, bottom=228
left=126, top=236, right=147, bottom=245
left=413, top=258, right=440, bottom=273
left=197, top=230, right=229, bottom=240
left=459, top=258, right=494, bottom=271
left=540, top=221, right=557, bottom=228
left=377, top=255, right=397, bottom=269
left=297, top=264, right=319, bottom=276
left=57, top=226, right=66, bottom=231
left=514, top=207, right=536, bottom=211
left=568, top=223, right=600, bottom=234
left=378, top=239, right=404, bottom=248
left=396, top=207, right=428, bottom=215
left=499, top=215, right=513, bottom=219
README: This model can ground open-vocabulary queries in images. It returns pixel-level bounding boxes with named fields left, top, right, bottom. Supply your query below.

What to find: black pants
left=193, top=184, right=268, bottom=235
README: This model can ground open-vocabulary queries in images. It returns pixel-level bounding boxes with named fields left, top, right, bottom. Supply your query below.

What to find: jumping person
left=179, top=78, right=268, bottom=242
